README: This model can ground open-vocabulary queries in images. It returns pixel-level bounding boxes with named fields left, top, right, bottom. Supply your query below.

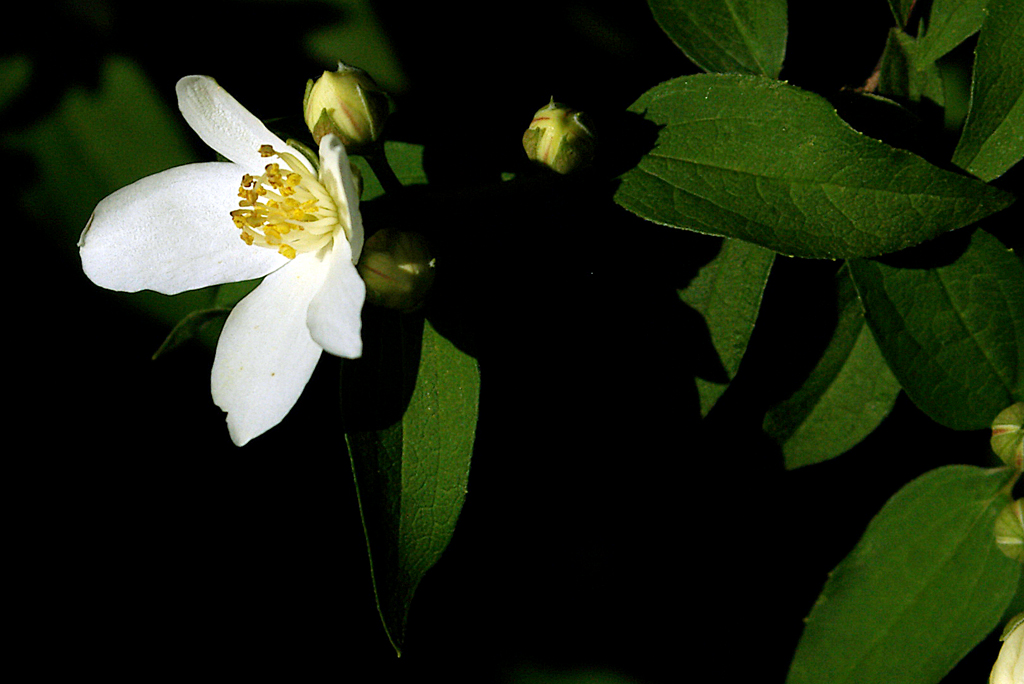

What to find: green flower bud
left=990, top=612, right=1023, bottom=684
left=303, top=62, right=390, bottom=150
left=357, top=229, right=435, bottom=312
left=522, top=99, right=596, bottom=174
left=991, top=402, right=1024, bottom=471
left=994, top=500, right=1023, bottom=563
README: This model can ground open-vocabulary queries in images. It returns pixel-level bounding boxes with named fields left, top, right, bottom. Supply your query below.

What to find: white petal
left=318, top=134, right=364, bottom=261
left=79, top=162, right=287, bottom=295
left=176, top=75, right=309, bottom=174
left=307, top=236, right=365, bottom=359
left=211, top=253, right=330, bottom=446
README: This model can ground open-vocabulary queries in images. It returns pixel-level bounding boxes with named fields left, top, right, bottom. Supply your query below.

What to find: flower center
left=230, top=145, right=340, bottom=259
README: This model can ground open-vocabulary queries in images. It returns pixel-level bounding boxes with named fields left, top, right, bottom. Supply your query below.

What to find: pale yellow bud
left=303, top=62, right=390, bottom=150
left=994, top=500, right=1023, bottom=563
left=522, top=99, right=596, bottom=174
left=991, top=402, right=1024, bottom=471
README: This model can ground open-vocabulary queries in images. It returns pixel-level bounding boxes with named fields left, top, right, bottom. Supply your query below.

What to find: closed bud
left=357, top=229, right=435, bottom=312
left=303, top=62, right=390, bottom=150
left=991, top=402, right=1024, bottom=471
left=522, top=99, right=596, bottom=174
left=989, top=613, right=1023, bottom=684
left=994, top=499, right=1023, bottom=563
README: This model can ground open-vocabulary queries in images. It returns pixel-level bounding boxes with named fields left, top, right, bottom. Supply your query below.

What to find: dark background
left=8, top=1, right=1019, bottom=681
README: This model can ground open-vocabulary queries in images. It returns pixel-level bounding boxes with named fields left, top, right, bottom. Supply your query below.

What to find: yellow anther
left=230, top=145, right=341, bottom=259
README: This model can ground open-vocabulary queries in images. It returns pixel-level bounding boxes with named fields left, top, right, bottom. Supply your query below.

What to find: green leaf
left=952, top=0, right=1024, bottom=182
left=646, top=0, right=787, bottom=78
left=302, top=5, right=407, bottom=96
left=678, top=238, right=774, bottom=415
left=383, top=141, right=428, bottom=186
left=886, top=0, right=916, bottom=27
left=849, top=229, right=1024, bottom=431
left=614, top=74, right=1011, bottom=259
left=764, top=266, right=901, bottom=469
left=346, top=319, right=480, bottom=655
left=915, top=0, right=989, bottom=67
left=877, top=29, right=946, bottom=106
left=354, top=141, right=426, bottom=202
left=786, top=465, right=1021, bottom=684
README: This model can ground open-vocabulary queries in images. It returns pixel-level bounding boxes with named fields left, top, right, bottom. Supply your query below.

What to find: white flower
left=79, top=75, right=366, bottom=446
left=990, top=616, right=1023, bottom=684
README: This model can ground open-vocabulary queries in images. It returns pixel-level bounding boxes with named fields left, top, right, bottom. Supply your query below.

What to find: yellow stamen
left=230, top=146, right=343, bottom=259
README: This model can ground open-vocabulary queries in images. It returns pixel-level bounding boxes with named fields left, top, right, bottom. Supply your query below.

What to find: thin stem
left=366, top=146, right=403, bottom=195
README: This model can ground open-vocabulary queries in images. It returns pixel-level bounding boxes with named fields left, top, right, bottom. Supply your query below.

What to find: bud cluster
left=299, top=64, right=611, bottom=314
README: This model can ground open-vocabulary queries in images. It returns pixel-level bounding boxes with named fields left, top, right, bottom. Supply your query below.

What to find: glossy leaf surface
left=764, top=268, right=901, bottom=469
left=849, top=230, right=1024, bottom=431
left=615, top=74, right=1011, bottom=259
left=647, top=0, right=787, bottom=78
left=914, top=0, right=989, bottom=66
left=787, top=465, right=1021, bottom=684
left=952, top=0, right=1024, bottom=182
left=346, top=319, right=480, bottom=654
left=678, top=237, right=774, bottom=415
